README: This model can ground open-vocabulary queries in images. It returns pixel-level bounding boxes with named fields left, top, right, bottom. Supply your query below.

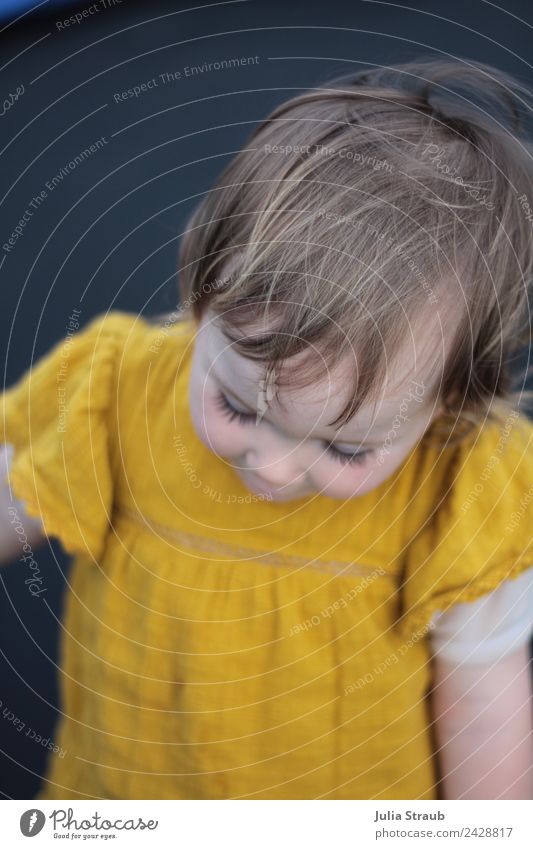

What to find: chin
left=266, top=489, right=312, bottom=502
left=235, top=469, right=310, bottom=501
left=320, top=477, right=381, bottom=500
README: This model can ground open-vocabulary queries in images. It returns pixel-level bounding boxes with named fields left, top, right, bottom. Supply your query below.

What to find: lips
left=242, top=470, right=310, bottom=500
left=246, top=472, right=282, bottom=494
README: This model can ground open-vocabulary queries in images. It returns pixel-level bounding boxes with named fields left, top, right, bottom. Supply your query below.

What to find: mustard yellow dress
left=2, top=311, right=532, bottom=800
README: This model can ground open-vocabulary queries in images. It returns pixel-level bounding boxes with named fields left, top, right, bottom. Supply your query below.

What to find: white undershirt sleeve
left=429, top=567, right=533, bottom=665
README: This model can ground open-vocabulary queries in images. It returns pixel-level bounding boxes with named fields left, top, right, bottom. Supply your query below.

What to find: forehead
left=200, top=308, right=444, bottom=437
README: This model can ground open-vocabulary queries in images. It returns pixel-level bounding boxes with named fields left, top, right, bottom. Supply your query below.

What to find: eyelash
left=214, top=391, right=256, bottom=426
left=214, top=391, right=372, bottom=467
left=325, top=442, right=370, bottom=467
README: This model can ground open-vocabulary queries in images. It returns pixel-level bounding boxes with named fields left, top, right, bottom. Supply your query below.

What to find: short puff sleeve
left=398, top=413, right=533, bottom=644
left=429, top=568, right=533, bottom=665
left=1, top=313, right=124, bottom=561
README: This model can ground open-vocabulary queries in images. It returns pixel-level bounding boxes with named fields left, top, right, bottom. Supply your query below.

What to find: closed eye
left=214, top=391, right=256, bottom=425
left=324, top=441, right=371, bottom=466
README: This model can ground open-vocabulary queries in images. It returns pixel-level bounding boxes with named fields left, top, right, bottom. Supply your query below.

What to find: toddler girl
left=2, top=57, right=533, bottom=800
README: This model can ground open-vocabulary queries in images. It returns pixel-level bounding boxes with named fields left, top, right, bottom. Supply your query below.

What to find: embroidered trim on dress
left=112, top=504, right=394, bottom=580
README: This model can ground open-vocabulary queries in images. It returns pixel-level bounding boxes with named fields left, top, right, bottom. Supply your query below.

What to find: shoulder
left=398, top=411, right=533, bottom=642
left=449, top=411, right=532, bottom=530
left=74, top=309, right=198, bottom=466
left=79, top=308, right=197, bottom=347
left=416, top=410, right=533, bottom=533
left=399, top=411, right=532, bottom=549
left=108, top=310, right=197, bottom=402
left=68, top=309, right=197, bottom=394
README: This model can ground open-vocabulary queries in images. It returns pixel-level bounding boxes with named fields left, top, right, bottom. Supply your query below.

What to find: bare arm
left=431, top=644, right=533, bottom=799
left=0, top=443, right=47, bottom=565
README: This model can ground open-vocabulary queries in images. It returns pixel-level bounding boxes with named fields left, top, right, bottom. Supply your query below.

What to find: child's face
left=188, top=308, right=443, bottom=502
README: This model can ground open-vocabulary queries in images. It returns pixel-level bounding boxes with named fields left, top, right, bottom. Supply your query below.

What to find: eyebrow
left=216, top=378, right=389, bottom=449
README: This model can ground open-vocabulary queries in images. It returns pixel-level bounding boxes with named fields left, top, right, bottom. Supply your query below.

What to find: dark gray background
left=0, top=0, right=532, bottom=799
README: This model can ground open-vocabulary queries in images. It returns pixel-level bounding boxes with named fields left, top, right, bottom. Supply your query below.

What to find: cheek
left=309, top=457, right=376, bottom=499
left=311, top=446, right=409, bottom=499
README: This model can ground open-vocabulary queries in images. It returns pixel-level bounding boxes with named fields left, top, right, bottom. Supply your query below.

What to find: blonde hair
left=173, top=56, right=533, bottom=444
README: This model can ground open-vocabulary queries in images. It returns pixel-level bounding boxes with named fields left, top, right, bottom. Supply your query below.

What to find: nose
left=245, top=442, right=307, bottom=489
